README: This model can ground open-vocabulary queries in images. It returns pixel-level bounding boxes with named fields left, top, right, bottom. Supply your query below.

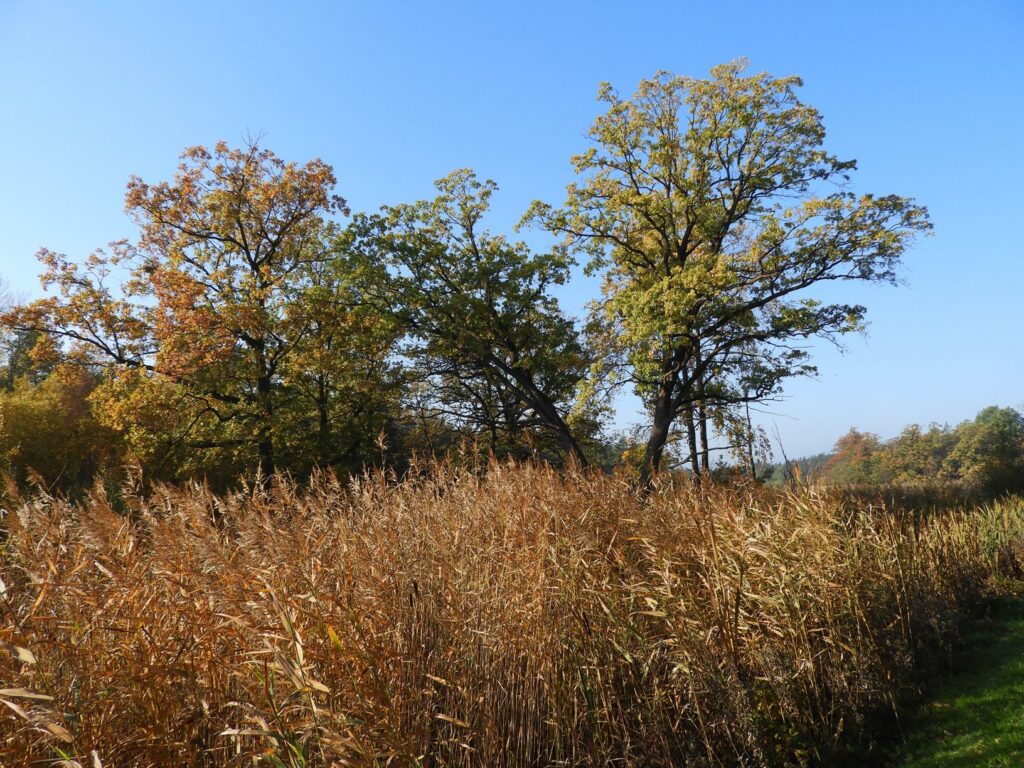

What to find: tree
left=527, top=60, right=930, bottom=489
left=1, top=329, right=53, bottom=390
left=345, top=170, right=591, bottom=466
left=0, top=364, right=122, bottom=490
left=943, top=407, right=1024, bottom=494
left=273, top=248, right=401, bottom=476
left=876, top=423, right=956, bottom=484
left=3, top=142, right=371, bottom=480
left=824, top=428, right=883, bottom=485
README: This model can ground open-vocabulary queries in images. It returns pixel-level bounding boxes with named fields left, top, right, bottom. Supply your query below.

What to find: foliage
left=942, top=407, right=1024, bottom=495
left=1, top=329, right=53, bottom=391
left=2, top=142, right=397, bottom=483
left=346, top=170, right=590, bottom=465
left=825, top=428, right=884, bottom=485
left=0, top=365, right=121, bottom=490
left=527, top=59, right=931, bottom=485
left=822, top=407, right=1024, bottom=496
left=760, top=452, right=833, bottom=485
left=273, top=248, right=402, bottom=477
left=2, top=465, right=1022, bottom=766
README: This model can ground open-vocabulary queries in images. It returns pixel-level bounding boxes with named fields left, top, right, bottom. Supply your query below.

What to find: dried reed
left=1, top=462, right=1021, bottom=766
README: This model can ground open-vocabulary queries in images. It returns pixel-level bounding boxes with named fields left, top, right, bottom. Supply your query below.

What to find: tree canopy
left=3, top=142, right=396, bottom=482
left=344, top=170, right=590, bottom=465
left=819, top=407, right=1024, bottom=496
left=0, top=63, right=970, bottom=494
left=527, top=60, right=931, bottom=487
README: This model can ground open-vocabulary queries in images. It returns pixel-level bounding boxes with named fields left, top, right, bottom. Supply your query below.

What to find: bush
left=0, top=366, right=122, bottom=492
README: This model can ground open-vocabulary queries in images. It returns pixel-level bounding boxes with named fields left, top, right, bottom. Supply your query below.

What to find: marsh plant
left=2, top=463, right=1022, bottom=766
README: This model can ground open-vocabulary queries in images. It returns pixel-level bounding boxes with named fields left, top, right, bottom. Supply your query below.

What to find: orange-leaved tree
left=4, top=142, right=356, bottom=480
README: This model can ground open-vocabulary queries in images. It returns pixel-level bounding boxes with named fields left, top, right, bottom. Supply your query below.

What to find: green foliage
left=527, top=59, right=931, bottom=482
left=821, top=407, right=1024, bottom=497
left=882, top=423, right=958, bottom=484
left=760, top=452, right=833, bottom=485
left=942, top=407, right=1024, bottom=495
left=345, top=169, right=590, bottom=464
left=0, top=365, right=121, bottom=490
left=1, top=328, right=53, bottom=390
left=274, top=248, right=402, bottom=477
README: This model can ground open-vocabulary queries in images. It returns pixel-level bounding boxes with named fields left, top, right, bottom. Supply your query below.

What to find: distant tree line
left=0, top=61, right=932, bottom=491
left=824, top=407, right=1024, bottom=495
left=757, top=406, right=1024, bottom=497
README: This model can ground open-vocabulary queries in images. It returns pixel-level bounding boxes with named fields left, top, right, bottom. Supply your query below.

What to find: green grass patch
left=890, top=594, right=1024, bottom=767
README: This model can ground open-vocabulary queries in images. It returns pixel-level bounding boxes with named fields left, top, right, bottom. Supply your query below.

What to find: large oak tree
left=528, top=61, right=931, bottom=488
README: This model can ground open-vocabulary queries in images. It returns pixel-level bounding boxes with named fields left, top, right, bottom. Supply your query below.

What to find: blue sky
left=1, top=0, right=1021, bottom=458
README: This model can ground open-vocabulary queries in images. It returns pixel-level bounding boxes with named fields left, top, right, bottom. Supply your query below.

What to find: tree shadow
left=891, top=598, right=1024, bottom=767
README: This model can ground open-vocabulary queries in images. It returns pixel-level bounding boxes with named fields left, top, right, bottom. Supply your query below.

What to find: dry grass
left=1, top=462, right=1022, bottom=767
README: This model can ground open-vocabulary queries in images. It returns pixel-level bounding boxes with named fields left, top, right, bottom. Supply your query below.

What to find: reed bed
left=1, top=462, right=1022, bottom=767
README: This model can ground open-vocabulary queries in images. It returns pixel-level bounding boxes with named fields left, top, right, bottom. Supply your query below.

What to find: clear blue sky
left=1, top=0, right=1021, bottom=458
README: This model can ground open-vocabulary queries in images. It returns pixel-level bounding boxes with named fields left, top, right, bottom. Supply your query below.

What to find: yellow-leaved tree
left=4, top=142, right=397, bottom=483
left=527, top=61, right=931, bottom=488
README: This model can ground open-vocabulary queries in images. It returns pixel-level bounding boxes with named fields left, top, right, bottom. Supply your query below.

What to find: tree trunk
left=509, top=368, right=589, bottom=469
left=257, top=428, right=275, bottom=478
left=639, top=376, right=675, bottom=492
left=546, top=408, right=588, bottom=469
left=694, top=347, right=710, bottom=476
left=745, top=400, right=757, bottom=481
left=698, top=397, right=710, bottom=474
left=684, top=405, right=700, bottom=482
left=317, top=375, right=331, bottom=466
left=256, top=368, right=275, bottom=479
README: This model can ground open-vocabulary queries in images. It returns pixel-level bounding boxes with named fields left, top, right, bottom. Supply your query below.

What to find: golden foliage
left=0, top=365, right=122, bottom=489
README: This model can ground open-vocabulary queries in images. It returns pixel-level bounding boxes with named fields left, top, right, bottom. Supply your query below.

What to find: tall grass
left=1, top=462, right=1022, bottom=766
